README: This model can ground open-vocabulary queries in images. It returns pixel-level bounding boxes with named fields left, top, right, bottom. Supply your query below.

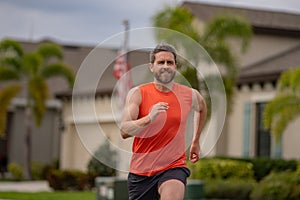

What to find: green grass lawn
left=0, top=191, right=95, bottom=200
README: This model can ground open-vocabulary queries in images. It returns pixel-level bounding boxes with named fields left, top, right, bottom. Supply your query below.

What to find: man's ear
left=149, top=63, right=154, bottom=72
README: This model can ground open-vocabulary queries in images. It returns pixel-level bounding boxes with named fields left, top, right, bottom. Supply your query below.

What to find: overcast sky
left=1, top=0, right=300, bottom=48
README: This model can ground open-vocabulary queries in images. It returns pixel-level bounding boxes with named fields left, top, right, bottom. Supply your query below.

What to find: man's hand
left=189, top=143, right=200, bottom=163
left=148, top=102, right=169, bottom=122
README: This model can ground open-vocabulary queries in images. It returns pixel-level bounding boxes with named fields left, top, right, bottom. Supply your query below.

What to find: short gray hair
left=150, top=43, right=177, bottom=64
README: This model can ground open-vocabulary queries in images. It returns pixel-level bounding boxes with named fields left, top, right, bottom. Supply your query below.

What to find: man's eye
left=157, top=61, right=174, bottom=65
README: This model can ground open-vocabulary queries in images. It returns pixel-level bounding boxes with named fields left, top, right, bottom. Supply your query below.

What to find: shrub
left=31, top=160, right=59, bottom=180
left=87, top=141, right=117, bottom=177
left=47, top=170, right=64, bottom=190
left=8, top=162, right=24, bottom=181
left=30, top=161, right=44, bottom=180
left=47, top=169, right=94, bottom=191
left=188, top=158, right=254, bottom=180
left=41, top=163, right=56, bottom=180
left=249, top=158, right=298, bottom=181
left=217, top=156, right=298, bottom=181
left=251, top=171, right=300, bottom=200
left=205, top=179, right=255, bottom=200
left=296, top=163, right=300, bottom=176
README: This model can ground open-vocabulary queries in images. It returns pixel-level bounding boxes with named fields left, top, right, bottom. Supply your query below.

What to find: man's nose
left=161, top=67, right=171, bottom=73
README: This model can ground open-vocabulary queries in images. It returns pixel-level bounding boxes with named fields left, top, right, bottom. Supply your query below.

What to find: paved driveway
left=0, top=181, right=52, bottom=192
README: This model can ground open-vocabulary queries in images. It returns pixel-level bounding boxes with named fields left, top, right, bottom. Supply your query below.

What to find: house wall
left=60, top=95, right=132, bottom=172
left=197, top=30, right=299, bottom=158
left=226, top=83, right=274, bottom=157
left=226, top=83, right=300, bottom=160
left=7, top=100, right=61, bottom=167
left=229, top=34, right=300, bottom=67
left=219, top=30, right=300, bottom=159
left=282, top=117, right=300, bottom=159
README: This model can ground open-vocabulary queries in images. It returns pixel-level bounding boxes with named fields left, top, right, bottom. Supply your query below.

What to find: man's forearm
left=192, top=107, right=207, bottom=144
left=120, top=115, right=151, bottom=139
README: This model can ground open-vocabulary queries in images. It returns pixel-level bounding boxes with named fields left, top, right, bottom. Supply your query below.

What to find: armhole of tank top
left=190, top=88, right=195, bottom=110
left=138, top=85, right=145, bottom=110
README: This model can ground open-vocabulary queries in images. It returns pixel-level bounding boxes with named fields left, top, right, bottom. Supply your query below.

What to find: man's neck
left=153, top=81, right=174, bottom=92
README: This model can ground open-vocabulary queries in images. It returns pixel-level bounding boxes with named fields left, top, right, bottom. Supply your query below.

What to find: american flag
left=113, top=22, right=132, bottom=110
left=113, top=50, right=130, bottom=80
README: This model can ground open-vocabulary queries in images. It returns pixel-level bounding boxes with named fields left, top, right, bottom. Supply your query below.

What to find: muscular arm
left=189, top=89, right=207, bottom=163
left=120, top=87, right=149, bottom=139
left=120, top=87, right=169, bottom=139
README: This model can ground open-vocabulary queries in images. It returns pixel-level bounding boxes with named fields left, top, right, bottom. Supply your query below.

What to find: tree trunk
left=24, top=106, right=32, bottom=180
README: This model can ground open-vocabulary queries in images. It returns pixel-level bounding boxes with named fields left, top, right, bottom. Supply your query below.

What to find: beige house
left=2, top=1, right=299, bottom=174
left=182, top=1, right=300, bottom=159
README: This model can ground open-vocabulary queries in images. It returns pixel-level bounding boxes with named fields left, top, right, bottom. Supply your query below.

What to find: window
left=0, top=111, right=13, bottom=174
left=255, top=102, right=271, bottom=157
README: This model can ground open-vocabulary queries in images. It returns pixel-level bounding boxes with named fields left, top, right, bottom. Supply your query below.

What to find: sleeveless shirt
left=129, top=82, right=192, bottom=176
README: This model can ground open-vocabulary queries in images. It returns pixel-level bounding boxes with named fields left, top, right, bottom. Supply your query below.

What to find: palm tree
left=152, top=6, right=253, bottom=113
left=0, top=39, right=75, bottom=179
left=0, top=39, right=23, bottom=135
left=264, top=67, right=300, bottom=143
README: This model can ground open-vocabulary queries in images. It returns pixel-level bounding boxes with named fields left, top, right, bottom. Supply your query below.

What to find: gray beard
left=154, top=70, right=176, bottom=84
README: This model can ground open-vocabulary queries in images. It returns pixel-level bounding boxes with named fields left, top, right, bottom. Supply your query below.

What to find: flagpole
left=123, top=19, right=129, bottom=58
left=116, top=20, right=132, bottom=177
left=123, top=19, right=132, bottom=93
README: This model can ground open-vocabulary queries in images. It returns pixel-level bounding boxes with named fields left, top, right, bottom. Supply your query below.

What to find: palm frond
left=264, top=94, right=300, bottom=139
left=0, top=67, right=20, bottom=81
left=37, top=42, right=63, bottom=61
left=23, top=53, right=42, bottom=76
left=203, top=14, right=253, bottom=52
left=277, top=69, right=293, bottom=93
left=0, top=39, right=24, bottom=57
left=290, top=67, right=300, bottom=93
left=203, top=42, right=238, bottom=78
left=0, top=84, right=21, bottom=135
left=152, top=6, right=199, bottom=42
left=179, top=66, right=199, bottom=90
left=41, top=63, right=75, bottom=87
left=0, top=39, right=23, bottom=73
left=0, top=57, right=22, bottom=71
left=278, top=67, right=300, bottom=95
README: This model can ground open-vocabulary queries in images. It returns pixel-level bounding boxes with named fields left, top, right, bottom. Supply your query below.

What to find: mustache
left=160, top=68, right=173, bottom=73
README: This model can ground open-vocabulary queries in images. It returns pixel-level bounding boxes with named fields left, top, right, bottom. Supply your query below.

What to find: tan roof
left=17, top=40, right=150, bottom=98
left=238, top=44, right=300, bottom=86
left=182, top=1, right=300, bottom=36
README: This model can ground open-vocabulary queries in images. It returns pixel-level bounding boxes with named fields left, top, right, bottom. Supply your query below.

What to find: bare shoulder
left=191, top=88, right=205, bottom=112
left=126, top=86, right=142, bottom=105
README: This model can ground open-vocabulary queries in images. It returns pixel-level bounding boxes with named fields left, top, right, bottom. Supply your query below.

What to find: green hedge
left=246, top=158, right=298, bottom=181
left=205, top=179, right=255, bottom=200
left=251, top=171, right=300, bottom=200
left=217, top=157, right=298, bottom=181
left=47, top=170, right=97, bottom=191
left=188, top=157, right=300, bottom=199
left=188, top=158, right=254, bottom=180
left=7, top=163, right=23, bottom=181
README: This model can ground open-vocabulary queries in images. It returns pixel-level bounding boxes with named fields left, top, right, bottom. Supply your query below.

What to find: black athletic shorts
left=127, top=167, right=190, bottom=200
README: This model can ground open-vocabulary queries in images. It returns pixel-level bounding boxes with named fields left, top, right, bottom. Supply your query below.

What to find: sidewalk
left=0, top=181, right=52, bottom=192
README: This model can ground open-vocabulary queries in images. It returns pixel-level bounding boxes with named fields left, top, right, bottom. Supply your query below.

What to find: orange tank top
left=130, top=82, right=192, bottom=176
